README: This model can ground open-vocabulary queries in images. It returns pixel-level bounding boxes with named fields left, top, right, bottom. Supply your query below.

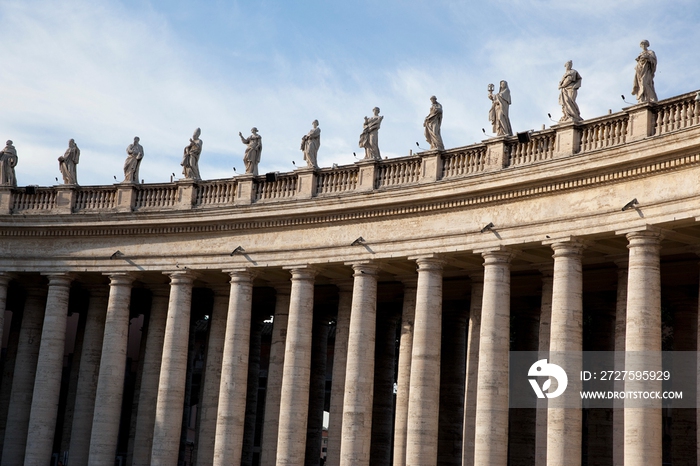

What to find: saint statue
left=0, top=140, right=18, bottom=187
left=487, top=81, right=513, bottom=136
left=181, top=128, right=203, bottom=181
left=123, top=137, right=144, bottom=183
left=424, top=96, right=444, bottom=151
left=58, top=139, right=80, bottom=185
left=359, top=107, right=383, bottom=160
left=558, top=61, right=583, bottom=123
left=300, top=120, right=321, bottom=169
left=240, top=127, right=262, bottom=176
left=632, top=40, right=658, bottom=103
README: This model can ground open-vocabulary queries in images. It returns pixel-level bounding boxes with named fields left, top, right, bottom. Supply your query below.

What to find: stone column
left=671, top=297, right=697, bottom=466
left=306, top=318, right=330, bottom=466
left=405, top=256, right=444, bottom=466
left=87, top=273, right=134, bottom=464
left=534, top=267, right=553, bottom=466
left=473, top=249, right=513, bottom=466
left=131, top=286, right=169, bottom=466
left=624, top=230, right=663, bottom=465
left=67, top=288, right=109, bottom=466
left=150, top=270, right=196, bottom=466
left=213, top=270, right=255, bottom=465
left=195, top=286, right=229, bottom=466
left=612, top=261, right=627, bottom=466
left=1, top=286, right=46, bottom=466
left=276, top=267, right=316, bottom=466
left=326, top=281, right=352, bottom=466
left=393, top=278, right=417, bottom=466
left=0, top=273, right=10, bottom=349
left=0, top=297, right=22, bottom=458
left=339, top=263, right=379, bottom=466
left=24, top=273, right=73, bottom=465
left=546, top=240, right=585, bottom=466
left=462, top=273, right=483, bottom=466
left=260, top=284, right=291, bottom=466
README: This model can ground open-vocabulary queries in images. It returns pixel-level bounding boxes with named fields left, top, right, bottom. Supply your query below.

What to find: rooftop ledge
left=1, top=90, right=699, bottom=218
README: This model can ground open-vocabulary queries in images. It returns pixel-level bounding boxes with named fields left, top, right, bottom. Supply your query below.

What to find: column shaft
left=276, top=267, right=316, bottom=465
left=24, top=274, right=72, bottom=465
left=624, top=231, right=663, bottom=465
left=546, top=241, right=584, bottom=466
left=462, top=274, right=483, bottom=466
left=534, top=269, right=553, bottom=466
left=213, top=270, right=255, bottom=465
left=305, top=319, right=330, bottom=466
left=260, top=284, right=291, bottom=466
left=131, top=287, right=169, bottom=465
left=88, top=274, right=134, bottom=464
left=1, top=287, right=46, bottom=466
left=370, top=311, right=399, bottom=466
left=0, top=274, right=9, bottom=358
left=150, top=271, right=195, bottom=465
left=405, top=257, right=444, bottom=466
left=339, top=263, right=379, bottom=466
left=613, top=264, right=627, bottom=466
left=473, top=250, right=512, bottom=466
left=393, top=279, right=417, bottom=466
left=195, top=287, right=229, bottom=466
left=67, top=289, right=109, bottom=466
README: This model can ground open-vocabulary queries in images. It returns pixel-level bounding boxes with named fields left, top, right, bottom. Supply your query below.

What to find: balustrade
left=74, top=188, right=117, bottom=211
left=195, top=180, right=237, bottom=206
left=375, top=157, right=421, bottom=188
left=507, top=131, right=555, bottom=167
left=580, top=115, right=628, bottom=153
left=316, top=167, right=359, bottom=195
left=134, top=185, right=178, bottom=209
left=655, top=93, right=700, bottom=135
left=11, top=188, right=57, bottom=212
left=254, top=175, right=297, bottom=201
left=442, top=147, right=487, bottom=178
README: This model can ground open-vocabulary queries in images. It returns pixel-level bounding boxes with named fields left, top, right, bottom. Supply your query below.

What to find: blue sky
left=2, top=0, right=699, bottom=186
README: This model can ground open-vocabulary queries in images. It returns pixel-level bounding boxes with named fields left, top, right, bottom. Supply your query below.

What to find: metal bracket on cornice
left=110, top=250, right=124, bottom=260
left=480, top=222, right=495, bottom=233
left=351, top=236, right=366, bottom=246
left=621, top=198, right=639, bottom=211
left=230, top=246, right=245, bottom=256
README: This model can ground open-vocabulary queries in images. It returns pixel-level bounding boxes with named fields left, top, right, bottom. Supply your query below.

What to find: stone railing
left=442, top=146, right=487, bottom=177
left=1, top=90, right=698, bottom=216
left=195, top=180, right=237, bottom=207
left=579, top=114, right=629, bottom=153
left=507, top=130, right=556, bottom=167
left=74, top=187, right=117, bottom=211
left=316, top=166, right=359, bottom=195
left=375, top=157, right=421, bottom=188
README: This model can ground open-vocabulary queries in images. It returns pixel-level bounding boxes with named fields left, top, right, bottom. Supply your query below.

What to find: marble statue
left=424, top=96, right=444, bottom=151
left=300, top=120, right=320, bottom=169
left=240, top=127, right=262, bottom=176
left=359, top=107, right=383, bottom=160
left=558, top=61, right=583, bottom=122
left=181, top=128, right=203, bottom=181
left=0, top=140, right=18, bottom=187
left=123, top=137, right=144, bottom=183
left=58, top=139, right=80, bottom=185
left=488, top=81, right=512, bottom=136
left=632, top=40, right=658, bottom=103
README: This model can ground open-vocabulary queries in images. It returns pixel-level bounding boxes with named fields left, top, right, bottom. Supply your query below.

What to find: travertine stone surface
left=474, top=250, right=513, bottom=466
left=67, top=288, right=109, bottom=466
left=305, top=318, right=330, bottom=466
left=1, top=286, right=46, bottom=466
left=195, top=286, right=229, bottom=466
left=23, top=274, right=72, bottom=465
left=213, top=270, right=255, bottom=465
left=276, top=267, right=316, bottom=466
left=260, top=283, right=291, bottom=466
left=613, top=262, right=628, bottom=466
left=534, top=268, right=553, bottom=466
left=339, top=263, right=379, bottom=466
left=326, top=281, right=352, bottom=466
left=131, top=286, right=169, bottom=466
left=0, top=274, right=10, bottom=351
left=393, top=278, right=417, bottom=466
left=405, top=257, right=444, bottom=466
left=462, top=273, right=483, bottom=466
left=546, top=241, right=585, bottom=466
left=87, top=274, right=134, bottom=464
left=150, top=271, right=195, bottom=466
left=624, top=231, right=662, bottom=466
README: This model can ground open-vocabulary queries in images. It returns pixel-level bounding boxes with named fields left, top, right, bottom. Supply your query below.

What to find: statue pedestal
left=176, top=179, right=196, bottom=210
left=115, top=183, right=137, bottom=213
left=55, top=185, right=76, bottom=214
left=551, top=121, right=582, bottom=159
left=482, top=136, right=510, bottom=172
left=355, top=159, right=377, bottom=192
left=0, top=187, right=12, bottom=215
left=235, top=175, right=256, bottom=206
left=294, top=167, right=317, bottom=199
left=420, top=150, right=443, bottom=183
left=624, top=102, right=656, bottom=142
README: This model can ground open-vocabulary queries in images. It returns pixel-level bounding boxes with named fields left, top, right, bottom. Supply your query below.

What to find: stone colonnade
left=0, top=227, right=693, bottom=465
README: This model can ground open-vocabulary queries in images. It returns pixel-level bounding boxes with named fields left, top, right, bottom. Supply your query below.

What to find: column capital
left=42, top=272, right=74, bottom=288
left=348, top=262, right=380, bottom=276
left=271, top=281, right=293, bottom=295
left=538, top=265, right=554, bottom=277
left=550, top=239, right=587, bottom=257
left=468, top=271, right=485, bottom=283
left=104, top=272, right=135, bottom=287
left=332, top=279, right=354, bottom=294
left=399, top=276, right=418, bottom=289
left=0, top=272, right=13, bottom=287
left=163, top=269, right=198, bottom=285
left=613, top=258, right=629, bottom=269
left=225, top=268, right=257, bottom=283
left=284, top=265, right=318, bottom=281
left=210, top=284, right=231, bottom=297
left=478, top=247, right=517, bottom=264
left=148, top=283, right=170, bottom=298
left=625, top=229, right=663, bottom=246
left=413, top=256, right=445, bottom=271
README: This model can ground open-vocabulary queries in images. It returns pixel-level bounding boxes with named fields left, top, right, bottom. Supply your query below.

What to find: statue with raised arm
left=632, top=40, right=658, bottom=103
left=558, top=61, right=583, bottom=122
left=359, top=107, right=383, bottom=160
left=123, top=136, right=144, bottom=183
left=487, top=81, right=513, bottom=136
left=0, top=140, right=18, bottom=187
left=240, top=127, right=262, bottom=176
left=58, top=139, right=80, bottom=185
left=424, top=95, right=444, bottom=151
left=181, top=128, right=202, bottom=181
left=300, top=120, right=320, bottom=169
